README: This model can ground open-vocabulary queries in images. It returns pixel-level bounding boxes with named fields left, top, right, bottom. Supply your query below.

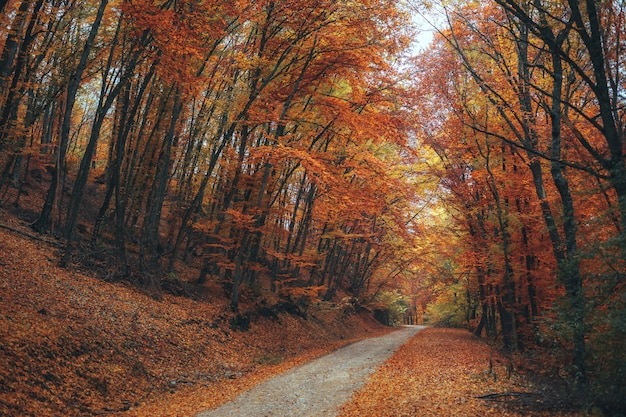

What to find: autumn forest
left=0, top=0, right=625, bottom=414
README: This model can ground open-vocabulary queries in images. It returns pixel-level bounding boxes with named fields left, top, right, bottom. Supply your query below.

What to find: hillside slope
left=0, top=211, right=389, bottom=417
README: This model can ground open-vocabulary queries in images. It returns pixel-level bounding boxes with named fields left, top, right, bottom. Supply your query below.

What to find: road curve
left=196, top=325, right=426, bottom=417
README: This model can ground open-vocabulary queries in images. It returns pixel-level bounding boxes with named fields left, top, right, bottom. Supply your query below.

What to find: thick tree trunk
left=0, top=0, right=31, bottom=92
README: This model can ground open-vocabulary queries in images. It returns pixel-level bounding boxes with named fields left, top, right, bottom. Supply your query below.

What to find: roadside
left=1, top=214, right=579, bottom=417
left=0, top=218, right=390, bottom=417
left=339, top=327, right=578, bottom=417
left=195, top=326, right=425, bottom=417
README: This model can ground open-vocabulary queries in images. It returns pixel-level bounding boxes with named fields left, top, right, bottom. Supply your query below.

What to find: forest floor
left=339, top=327, right=579, bottom=417
left=191, top=326, right=579, bottom=417
left=0, top=210, right=391, bottom=417
left=0, top=206, right=578, bottom=417
left=195, top=326, right=425, bottom=417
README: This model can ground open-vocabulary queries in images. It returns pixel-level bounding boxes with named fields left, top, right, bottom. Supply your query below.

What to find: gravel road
left=196, top=325, right=425, bottom=417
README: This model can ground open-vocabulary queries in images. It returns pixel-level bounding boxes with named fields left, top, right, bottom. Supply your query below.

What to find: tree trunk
left=32, top=0, right=109, bottom=234
left=140, top=90, right=182, bottom=272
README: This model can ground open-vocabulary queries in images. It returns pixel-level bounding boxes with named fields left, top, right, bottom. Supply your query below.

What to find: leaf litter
left=0, top=218, right=390, bottom=417
left=339, top=327, right=578, bottom=417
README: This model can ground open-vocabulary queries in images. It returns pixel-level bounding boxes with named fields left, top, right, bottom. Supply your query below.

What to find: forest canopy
left=0, top=0, right=422, bottom=310
left=0, top=0, right=624, bottom=412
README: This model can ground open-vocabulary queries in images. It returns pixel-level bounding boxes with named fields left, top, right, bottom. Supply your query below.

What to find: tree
left=1, top=0, right=422, bottom=325
left=411, top=0, right=626, bottom=406
left=31, top=0, right=110, bottom=234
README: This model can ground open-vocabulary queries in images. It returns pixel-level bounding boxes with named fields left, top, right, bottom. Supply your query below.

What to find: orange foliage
left=340, top=328, right=577, bottom=417
left=0, top=221, right=389, bottom=416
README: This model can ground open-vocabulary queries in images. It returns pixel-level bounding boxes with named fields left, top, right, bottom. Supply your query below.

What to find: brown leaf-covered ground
left=1, top=202, right=578, bottom=417
left=0, top=211, right=391, bottom=417
left=339, top=327, right=578, bottom=417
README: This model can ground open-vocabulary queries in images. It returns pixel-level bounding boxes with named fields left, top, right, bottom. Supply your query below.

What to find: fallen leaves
left=339, top=328, right=578, bottom=417
left=0, top=219, right=390, bottom=417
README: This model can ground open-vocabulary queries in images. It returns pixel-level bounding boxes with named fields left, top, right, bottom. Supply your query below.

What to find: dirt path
left=196, top=325, right=425, bottom=417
